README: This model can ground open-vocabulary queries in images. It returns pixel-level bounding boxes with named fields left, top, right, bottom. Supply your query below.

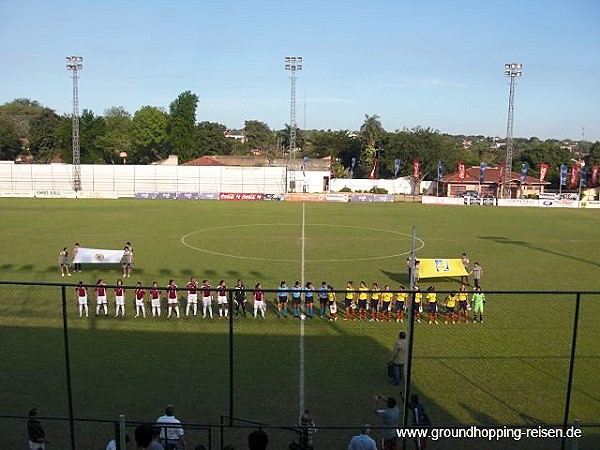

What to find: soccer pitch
left=0, top=199, right=599, bottom=449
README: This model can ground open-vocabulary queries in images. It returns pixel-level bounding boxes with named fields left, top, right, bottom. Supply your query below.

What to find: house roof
left=442, top=166, right=549, bottom=185
left=183, top=155, right=332, bottom=170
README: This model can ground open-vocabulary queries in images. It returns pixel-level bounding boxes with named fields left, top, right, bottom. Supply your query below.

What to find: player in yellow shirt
left=395, top=285, right=408, bottom=323
left=380, top=284, right=393, bottom=322
left=413, top=286, right=423, bottom=323
left=457, top=283, right=469, bottom=323
left=444, top=291, right=458, bottom=324
left=426, top=285, right=438, bottom=325
left=327, top=285, right=337, bottom=321
left=370, top=282, right=381, bottom=321
left=357, top=281, right=369, bottom=320
left=344, top=281, right=356, bottom=321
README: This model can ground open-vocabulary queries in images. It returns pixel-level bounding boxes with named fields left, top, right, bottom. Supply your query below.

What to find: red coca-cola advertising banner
left=457, top=161, right=466, bottom=181
left=539, top=163, right=549, bottom=182
left=219, top=192, right=264, bottom=201
left=569, top=165, right=579, bottom=188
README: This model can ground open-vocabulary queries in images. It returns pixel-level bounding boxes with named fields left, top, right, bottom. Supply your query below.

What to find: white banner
left=73, top=248, right=125, bottom=264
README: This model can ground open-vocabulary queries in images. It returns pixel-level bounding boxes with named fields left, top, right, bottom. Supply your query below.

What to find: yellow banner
left=418, top=258, right=469, bottom=279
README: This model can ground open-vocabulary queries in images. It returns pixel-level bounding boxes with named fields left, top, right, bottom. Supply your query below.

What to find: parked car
left=458, top=190, right=480, bottom=199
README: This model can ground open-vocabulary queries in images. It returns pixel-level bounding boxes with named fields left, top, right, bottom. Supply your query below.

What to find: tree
left=518, top=141, right=572, bottom=186
left=195, top=121, right=231, bottom=156
left=104, top=106, right=132, bottom=164
left=130, top=106, right=168, bottom=164
left=244, top=120, right=274, bottom=152
left=167, top=91, right=199, bottom=162
left=79, top=109, right=108, bottom=164
left=28, top=109, right=60, bottom=162
left=360, top=114, right=384, bottom=148
left=0, top=112, right=21, bottom=160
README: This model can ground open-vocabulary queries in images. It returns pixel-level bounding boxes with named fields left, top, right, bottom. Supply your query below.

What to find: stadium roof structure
left=183, top=155, right=332, bottom=171
left=442, top=166, right=549, bottom=185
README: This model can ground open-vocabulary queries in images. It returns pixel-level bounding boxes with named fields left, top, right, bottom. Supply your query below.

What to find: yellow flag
left=418, top=259, right=469, bottom=279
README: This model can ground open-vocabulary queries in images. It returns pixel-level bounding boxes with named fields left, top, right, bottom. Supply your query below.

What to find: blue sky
left=1, top=0, right=599, bottom=141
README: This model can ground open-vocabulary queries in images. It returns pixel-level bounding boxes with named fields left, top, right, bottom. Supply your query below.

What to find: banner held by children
left=73, top=247, right=125, bottom=264
left=418, top=259, right=469, bottom=279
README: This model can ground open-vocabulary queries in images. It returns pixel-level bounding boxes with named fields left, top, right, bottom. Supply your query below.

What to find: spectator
left=106, top=434, right=130, bottom=450
left=27, top=407, right=48, bottom=450
left=149, top=427, right=165, bottom=450
left=389, top=332, right=407, bottom=386
left=409, top=395, right=431, bottom=450
left=347, top=425, right=377, bottom=450
left=374, top=395, right=400, bottom=450
left=135, top=424, right=155, bottom=450
left=248, top=429, right=269, bottom=450
left=156, top=405, right=186, bottom=449
left=471, top=262, right=483, bottom=288
left=291, top=410, right=317, bottom=450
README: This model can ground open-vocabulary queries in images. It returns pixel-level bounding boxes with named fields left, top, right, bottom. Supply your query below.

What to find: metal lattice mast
left=503, top=62, right=522, bottom=199
left=66, top=56, right=83, bottom=192
left=284, top=56, right=302, bottom=191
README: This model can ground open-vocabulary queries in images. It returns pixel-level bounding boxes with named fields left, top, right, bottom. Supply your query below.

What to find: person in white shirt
left=347, top=425, right=377, bottom=450
left=156, top=405, right=186, bottom=449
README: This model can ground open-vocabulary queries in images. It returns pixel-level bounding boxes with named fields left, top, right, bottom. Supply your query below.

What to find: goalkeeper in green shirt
left=471, top=286, right=486, bottom=323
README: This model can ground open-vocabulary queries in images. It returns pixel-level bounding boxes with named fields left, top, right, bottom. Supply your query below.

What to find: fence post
left=561, top=292, right=581, bottom=450
left=61, top=284, right=76, bottom=450
left=119, top=414, right=126, bottom=450
left=228, top=289, right=234, bottom=426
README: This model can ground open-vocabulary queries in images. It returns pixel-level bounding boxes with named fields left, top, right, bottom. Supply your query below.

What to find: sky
left=1, top=0, right=599, bottom=141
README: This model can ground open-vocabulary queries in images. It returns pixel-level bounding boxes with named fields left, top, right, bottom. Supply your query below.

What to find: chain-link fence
left=0, top=281, right=598, bottom=449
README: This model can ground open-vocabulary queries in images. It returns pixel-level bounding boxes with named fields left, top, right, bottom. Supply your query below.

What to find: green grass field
left=0, top=199, right=599, bottom=449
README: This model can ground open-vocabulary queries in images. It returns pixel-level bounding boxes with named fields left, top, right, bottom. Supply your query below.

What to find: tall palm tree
left=360, top=114, right=384, bottom=148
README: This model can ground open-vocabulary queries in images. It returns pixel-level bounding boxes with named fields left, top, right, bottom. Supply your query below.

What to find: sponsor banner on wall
left=135, top=193, right=156, bottom=199
left=177, top=192, right=199, bottom=200
left=373, top=194, right=394, bottom=203
left=77, top=191, right=119, bottom=199
left=421, top=196, right=463, bottom=205
left=155, top=192, right=177, bottom=199
left=219, top=192, right=264, bottom=201
left=199, top=192, right=219, bottom=200
left=326, top=193, right=349, bottom=203
left=34, top=190, right=76, bottom=199
left=0, top=190, right=35, bottom=198
left=351, top=194, right=373, bottom=203
left=498, top=199, right=539, bottom=207
left=539, top=199, right=578, bottom=208
left=285, top=194, right=326, bottom=202
left=264, top=193, right=284, bottom=201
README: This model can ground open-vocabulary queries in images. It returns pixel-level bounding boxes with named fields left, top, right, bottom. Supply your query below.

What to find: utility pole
left=284, top=56, right=302, bottom=192
left=66, top=55, right=83, bottom=192
left=502, top=62, right=523, bottom=199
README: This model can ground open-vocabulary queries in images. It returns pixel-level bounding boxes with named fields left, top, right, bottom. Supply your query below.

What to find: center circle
left=180, top=223, right=425, bottom=262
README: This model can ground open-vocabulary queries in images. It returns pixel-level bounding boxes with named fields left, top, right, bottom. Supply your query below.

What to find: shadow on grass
left=479, top=236, right=600, bottom=268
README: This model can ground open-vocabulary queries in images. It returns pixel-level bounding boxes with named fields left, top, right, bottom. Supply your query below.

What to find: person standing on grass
left=457, top=283, right=469, bottom=323
left=59, top=247, right=71, bottom=277
left=444, top=292, right=457, bottom=324
left=472, top=286, right=486, bottom=323
left=72, top=242, right=82, bottom=273
left=217, top=279, right=228, bottom=318
left=76, top=281, right=89, bottom=317
left=380, top=284, right=393, bottom=322
left=370, top=282, right=381, bottom=321
left=471, top=262, right=483, bottom=288
left=357, top=281, right=369, bottom=321
left=134, top=281, right=146, bottom=318
left=114, top=278, right=126, bottom=317
left=389, top=332, right=407, bottom=386
left=426, top=285, right=438, bottom=325
left=27, top=407, right=48, bottom=450
left=166, top=279, right=180, bottom=318
left=150, top=281, right=162, bottom=317
left=460, top=252, right=470, bottom=285
left=201, top=279, right=213, bottom=319
left=253, top=282, right=267, bottom=318
left=291, top=280, right=303, bottom=318
left=374, top=395, right=400, bottom=450
left=122, top=246, right=133, bottom=278
left=185, top=277, right=198, bottom=317
left=410, top=394, right=431, bottom=450
left=234, top=279, right=247, bottom=318
left=318, top=281, right=328, bottom=318
left=95, top=278, right=108, bottom=316
left=413, top=286, right=423, bottom=323
left=304, top=281, right=315, bottom=318
left=395, top=285, right=407, bottom=323
left=277, top=280, right=289, bottom=318
left=344, top=281, right=357, bottom=321
left=327, top=285, right=337, bottom=321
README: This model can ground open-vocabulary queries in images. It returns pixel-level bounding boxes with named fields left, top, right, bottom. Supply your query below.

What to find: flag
left=418, top=259, right=469, bottom=279
left=560, top=164, right=568, bottom=186
left=457, top=161, right=466, bottom=181
left=437, top=161, right=444, bottom=181
left=350, top=157, right=356, bottom=178
left=329, top=155, right=335, bottom=179
left=73, top=247, right=125, bottom=264
left=394, top=159, right=401, bottom=178
left=413, top=160, right=420, bottom=179
left=520, top=163, right=528, bottom=183
left=479, top=162, right=487, bottom=183
left=569, top=165, right=579, bottom=188
left=580, top=164, right=588, bottom=187
left=498, top=163, right=505, bottom=183
left=592, top=165, right=599, bottom=187
left=302, top=156, right=308, bottom=176
left=368, top=150, right=379, bottom=180
left=539, top=163, right=549, bottom=182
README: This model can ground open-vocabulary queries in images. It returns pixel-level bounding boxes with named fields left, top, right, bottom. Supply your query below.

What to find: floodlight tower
left=502, top=62, right=523, bottom=199
left=66, top=55, right=83, bottom=191
left=284, top=55, right=302, bottom=191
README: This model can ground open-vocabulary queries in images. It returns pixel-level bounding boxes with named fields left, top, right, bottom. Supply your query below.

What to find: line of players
left=74, top=278, right=486, bottom=323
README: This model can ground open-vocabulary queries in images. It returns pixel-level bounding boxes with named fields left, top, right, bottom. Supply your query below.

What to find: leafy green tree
left=587, top=142, right=600, bottom=166
left=0, top=112, right=21, bottom=160
left=195, top=121, right=231, bottom=156
left=0, top=98, right=45, bottom=137
left=278, top=124, right=306, bottom=154
left=518, top=141, right=572, bottom=187
left=360, top=114, right=384, bottom=148
left=244, top=120, right=274, bottom=151
left=79, top=109, right=108, bottom=163
left=130, top=106, right=168, bottom=164
left=28, top=109, right=60, bottom=162
left=167, top=91, right=199, bottom=162
left=103, top=106, right=132, bottom=164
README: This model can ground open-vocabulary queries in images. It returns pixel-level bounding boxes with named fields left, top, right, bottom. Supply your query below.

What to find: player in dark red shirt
left=166, top=279, right=180, bottom=318
left=185, top=277, right=199, bottom=317
left=135, top=281, right=146, bottom=318
left=76, top=281, right=88, bottom=317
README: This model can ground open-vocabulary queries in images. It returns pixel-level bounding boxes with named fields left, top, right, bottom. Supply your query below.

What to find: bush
left=339, top=186, right=352, bottom=192
left=368, top=187, right=388, bottom=194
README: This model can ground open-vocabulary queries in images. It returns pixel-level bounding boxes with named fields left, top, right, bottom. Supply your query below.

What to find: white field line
left=299, top=202, right=306, bottom=419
